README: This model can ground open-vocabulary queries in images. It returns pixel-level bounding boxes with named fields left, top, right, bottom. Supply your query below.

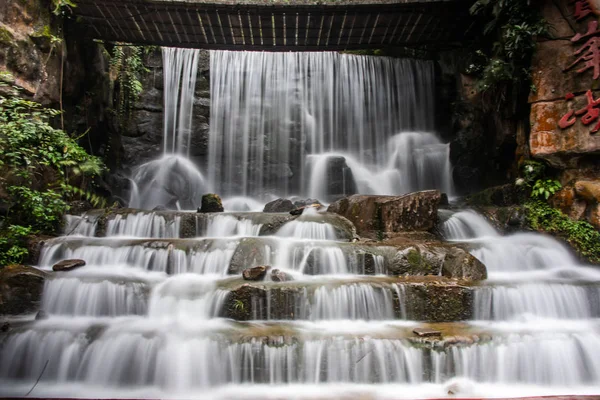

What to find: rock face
left=328, top=191, right=441, bottom=239
left=0, top=264, right=47, bottom=315
left=199, top=193, right=224, bottom=213
left=263, top=198, right=295, bottom=213
left=242, top=266, right=269, bottom=281
left=52, top=259, right=86, bottom=272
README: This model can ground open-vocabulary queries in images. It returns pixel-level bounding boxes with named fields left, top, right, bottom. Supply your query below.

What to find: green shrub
left=0, top=74, right=106, bottom=265
left=530, top=179, right=562, bottom=200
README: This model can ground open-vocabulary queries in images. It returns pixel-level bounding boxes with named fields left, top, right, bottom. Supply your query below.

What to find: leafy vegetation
left=467, top=0, right=548, bottom=106
left=0, top=73, right=106, bottom=266
left=108, top=45, right=149, bottom=128
left=525, top=201, right=600, bottom=264
left=530, top=179, right=562, bottom=200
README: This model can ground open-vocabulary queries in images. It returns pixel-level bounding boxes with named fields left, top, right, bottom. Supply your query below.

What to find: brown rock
left=550, top=186, right=587, bottom=220
left=52, top=259, right=86, bottom=272
left=589, top=204, right=600, bottom=230
left=242, top=265, right=269, bottom=281
left=413, top=328, right=442, bottom=337
left=271, top=268, right=292, bottom=282
left=327, top=191, right=441, bottom=239
left=530, top=96, right=600, bottom=168
left=575, top=180, right=600, bottom=203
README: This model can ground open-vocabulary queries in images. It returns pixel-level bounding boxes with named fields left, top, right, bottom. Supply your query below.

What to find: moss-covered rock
left=199, top=193, right=224, bottom=213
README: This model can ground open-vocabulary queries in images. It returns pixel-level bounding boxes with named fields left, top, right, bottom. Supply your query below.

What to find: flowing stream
left=1, top=48, right=600, bottom=399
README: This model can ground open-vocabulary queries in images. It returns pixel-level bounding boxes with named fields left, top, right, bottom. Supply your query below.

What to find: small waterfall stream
left=1, top=48, right=600, bottom=399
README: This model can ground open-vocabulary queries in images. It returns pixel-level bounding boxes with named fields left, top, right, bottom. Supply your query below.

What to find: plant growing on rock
left=0, top=74, right=106, bottom=266
left=468, top=0, right=548, bottom=107
left=108, top=44, right=150, bottom=128
left=530, top=179, right=562, bottom=200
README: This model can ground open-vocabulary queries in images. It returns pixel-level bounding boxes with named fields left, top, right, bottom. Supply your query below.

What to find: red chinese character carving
left=559, top=90, right=600, bottom=132
left=572, top=20, right=600, bottom=43
left=564, top=37, right=600, bottom=79
left=571, top=0, right=599, bottom=21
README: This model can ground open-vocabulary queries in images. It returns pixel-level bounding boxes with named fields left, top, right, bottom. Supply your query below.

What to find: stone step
left=65, top=209, right=356, bottom=240
left=37, top=235, right=486, bottom=279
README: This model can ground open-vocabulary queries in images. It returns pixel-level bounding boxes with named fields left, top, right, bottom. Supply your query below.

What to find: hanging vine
left=108, top=44, right=148, bottom=128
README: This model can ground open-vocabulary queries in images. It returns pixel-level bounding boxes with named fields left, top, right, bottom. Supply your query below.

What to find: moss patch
left=0, top=25, right=14, bottom=46
left=525, top=201, right=600, bottom=264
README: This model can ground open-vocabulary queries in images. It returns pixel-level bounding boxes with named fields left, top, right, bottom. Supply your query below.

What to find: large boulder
left=328, top=191, right=441, bottom=239
left=0, top=264, right=47, bottom=315
left=263, top=198, right=295, bottom=213
left=441, top=248, right=487, bottom=281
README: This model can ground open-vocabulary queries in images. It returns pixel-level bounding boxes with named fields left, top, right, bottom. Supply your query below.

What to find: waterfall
left=208, top=51, right=452, bottom=201
left=3, top=48, right=600, bottom=399
left=128, top=48, right=210, bottom=210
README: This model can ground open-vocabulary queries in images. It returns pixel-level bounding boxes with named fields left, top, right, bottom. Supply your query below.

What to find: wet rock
left=465, top=184, right=520, bottom=207
left=0, top=322, right=9, bottom=332
left=390, top=247, right=443, bottom=276
left=413, top=328, right=441, bottom=337
left=242, top=265, right=270, bottom=281
left=35, top=310, right=48, bottom=320
left=228, top=238, right=273, bottom=274
left=199, top=193, right=224, bottom=213
left=263, top=198, right=295, bottom=213
left=328, top=191, right=441, bottom=239
left=271, top=269, right=292, bottom=282
left=292, top=198, right=322, bottom=208
left=403, top=284, right=473, bottom=322
left=52, top=259, right=86, bottom=272
left=441, top=248, right=487, bottom=281
left=0, top=265, right=47, bottom=315
left=290, top=203, right=323, bottom=216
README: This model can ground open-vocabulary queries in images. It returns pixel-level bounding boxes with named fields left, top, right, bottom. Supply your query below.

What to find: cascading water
left=442, top=210, right=600, bottom=321
left=208, top=51, right=453, bottom=201
left=2, top=47, right=600, bottom=400
left=128, top=48, right=210, bottom=210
